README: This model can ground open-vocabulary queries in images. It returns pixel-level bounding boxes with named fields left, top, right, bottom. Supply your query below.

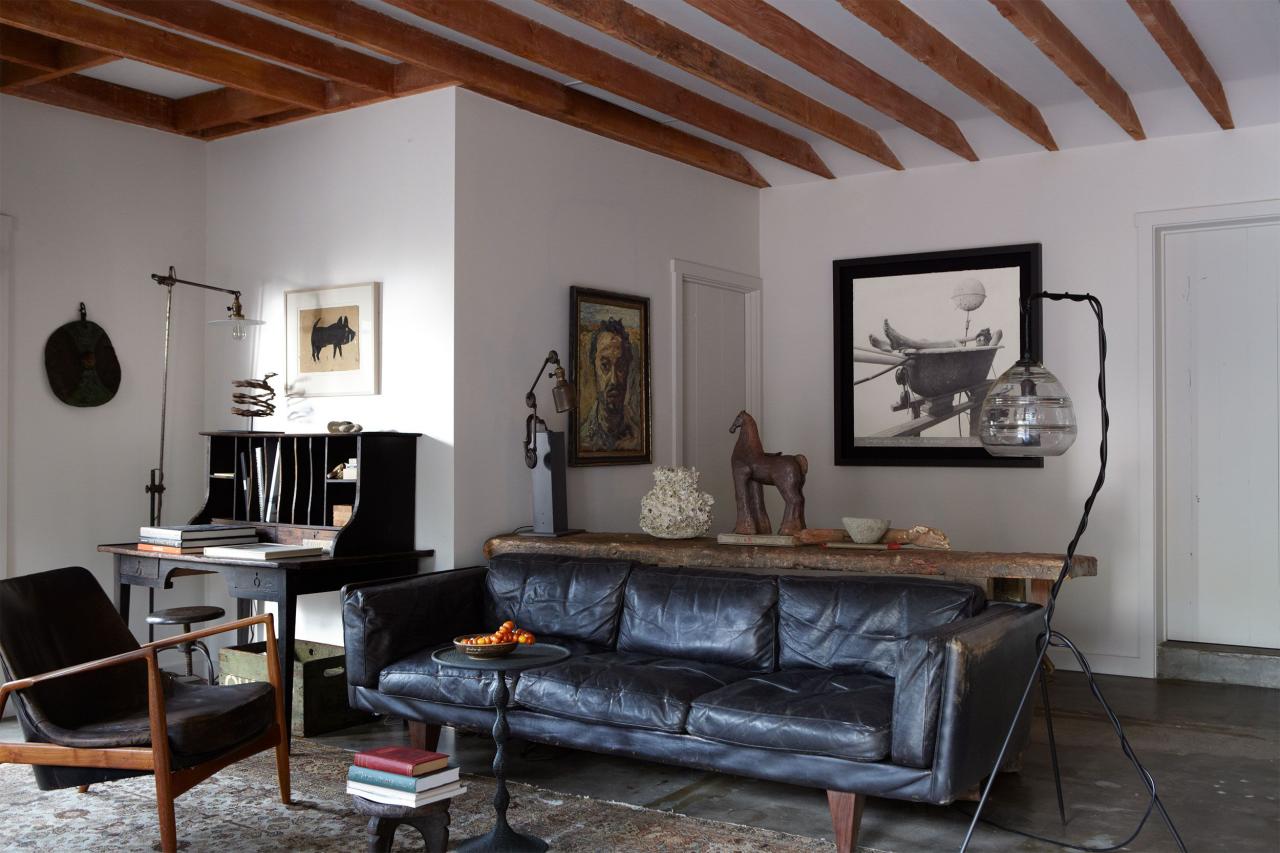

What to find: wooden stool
left=352, top=794, right=450, bottom=853
left=146, top=605, right=226, bottom=684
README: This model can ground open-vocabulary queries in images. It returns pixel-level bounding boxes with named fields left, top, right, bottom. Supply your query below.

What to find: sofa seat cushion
left=512, top=652, right=750, bottom=733
left=379, top=637, right=602, bottom=708
left=617, top=566, right=778, bottom=671
left=686, top=670, right=894, bottom=762
left=41, top=679, right=276, bottom=756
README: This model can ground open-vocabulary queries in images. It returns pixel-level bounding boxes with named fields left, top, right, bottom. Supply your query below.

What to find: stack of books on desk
left=137, top=524, right=258, bottom=555
left=346, top=746, right=465, bottom=807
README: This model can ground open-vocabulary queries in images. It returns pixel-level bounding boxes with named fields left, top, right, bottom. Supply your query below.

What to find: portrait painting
left=569, top=287, right=651, bottom=466
left=284, top=283, right=380, bottom=397
left=833, top=244, right=1042, bottom=467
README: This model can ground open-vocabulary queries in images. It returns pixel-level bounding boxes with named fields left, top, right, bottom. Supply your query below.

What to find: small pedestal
left=352, top=794, right=451, bottom=853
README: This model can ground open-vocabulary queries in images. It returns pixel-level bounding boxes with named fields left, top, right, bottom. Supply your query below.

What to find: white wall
left=0, top=97, right=208, bottom=640
left=204, top=90, right=457, bottom=645
left=452, top=90, right=760, bottom=564
left=760, top=123, right=1280, bottom=677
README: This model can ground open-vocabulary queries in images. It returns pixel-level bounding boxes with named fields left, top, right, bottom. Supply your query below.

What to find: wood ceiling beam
left=0, top=0, right=329, bottom=110
left=382, top=0, right=831, bottom=177
left=536, top=0, right=901, bottom=170
left=174, top=88, right=293, bottom=132
left=91, top=0, right=395, bottom=95
left=9, top=73, right=177, bottom=133
left=237, top=0, right=767, bottom=187
left=989, top=0, right=1143, bottom=140
left=0, top=25, right=113, bottom=91
left=838, top=0, right=1057, bottom=151
left=685, top=0, right=975, bottom=162
left=1127, top=0, right=1232, bottom=129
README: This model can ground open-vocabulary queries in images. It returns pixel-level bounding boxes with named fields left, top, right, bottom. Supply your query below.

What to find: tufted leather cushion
left=686, top=670, right=894, bottom=762
left=617, top=567, right=777, bottom=671
left=485, top=555, right=633, bottom=646
left=513, top=652, right=750, bottom=732
left=778, top=576, right=984, bottom=677
left=379, top=637, right=604, bottom=708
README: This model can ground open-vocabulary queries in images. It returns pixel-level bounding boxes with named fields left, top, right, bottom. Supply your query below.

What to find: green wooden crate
left=219, top=640, right=373, bottom=737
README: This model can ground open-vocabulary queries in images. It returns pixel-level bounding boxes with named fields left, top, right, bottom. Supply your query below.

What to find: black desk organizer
left=191, top=430, right=419, bottom=557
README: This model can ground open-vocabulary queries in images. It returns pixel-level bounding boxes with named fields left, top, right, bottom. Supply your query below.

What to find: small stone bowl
left=842, top=517, right=891, bottom=544
left=454, top=636, right=517, bottom=659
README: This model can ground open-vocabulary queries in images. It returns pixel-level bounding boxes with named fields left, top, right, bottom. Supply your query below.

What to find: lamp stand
left=960, top=293, right=1185, bottom=852
left=521, top=427, right=580, bottom=537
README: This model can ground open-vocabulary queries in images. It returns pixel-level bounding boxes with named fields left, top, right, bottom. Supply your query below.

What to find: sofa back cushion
left=778, top=576, right=984, bottom=677
left=617, top=566, right=777, bottom=671
left=485, top=555, right=633, bottom=646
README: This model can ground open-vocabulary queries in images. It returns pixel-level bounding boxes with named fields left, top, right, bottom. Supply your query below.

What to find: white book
left=346, top=780, right=465, bottom=808
left=139, top=524, right=256, bottom=541
left=202, top=543, right=324, bottom=561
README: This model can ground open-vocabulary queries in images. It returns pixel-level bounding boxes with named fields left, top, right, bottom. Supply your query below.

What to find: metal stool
left=146, top=605, right=226, bottom=684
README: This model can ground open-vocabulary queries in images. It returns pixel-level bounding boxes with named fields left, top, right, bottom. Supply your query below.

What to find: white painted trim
left=0, top=214, right=11, bottom=581
left=1136, top=199, right=1280, bottom=676
left=670, top=259, right=763, bottom=467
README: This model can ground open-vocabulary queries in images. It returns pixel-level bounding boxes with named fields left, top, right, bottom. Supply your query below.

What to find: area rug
left=0, top=740, right=840, bottom=852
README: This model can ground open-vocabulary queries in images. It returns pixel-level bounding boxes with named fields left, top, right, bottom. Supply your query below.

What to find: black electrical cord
left=958, top=293, right=1188, bottom=853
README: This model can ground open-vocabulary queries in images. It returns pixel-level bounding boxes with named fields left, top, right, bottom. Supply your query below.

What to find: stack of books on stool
left=347, top=746, right=465, bottom=808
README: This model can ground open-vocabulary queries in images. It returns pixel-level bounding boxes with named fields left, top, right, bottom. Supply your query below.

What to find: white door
left=1164, top=221, right=1280, bottom=648
left=675, top=262, right=761, bottom=535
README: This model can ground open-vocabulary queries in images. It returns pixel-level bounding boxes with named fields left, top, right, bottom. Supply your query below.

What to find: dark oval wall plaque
left=44, top=303, right=121, bottom=407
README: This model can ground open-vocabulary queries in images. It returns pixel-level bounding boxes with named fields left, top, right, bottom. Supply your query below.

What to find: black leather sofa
left=344, top=555, right=1042, bottom=850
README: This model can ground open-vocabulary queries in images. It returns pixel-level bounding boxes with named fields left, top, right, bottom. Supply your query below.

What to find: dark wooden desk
left=98, top=543, right=433, bottom=747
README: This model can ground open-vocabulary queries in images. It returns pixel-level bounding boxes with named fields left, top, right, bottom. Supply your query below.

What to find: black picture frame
left=568, top=286, right=652, bottom=466
left=833, top=243, right=1043, bottom=468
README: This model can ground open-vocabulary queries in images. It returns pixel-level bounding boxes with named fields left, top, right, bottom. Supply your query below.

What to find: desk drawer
left=117, top=556, right=161, bottom=581
left=228, top=569, right=281, bottom=597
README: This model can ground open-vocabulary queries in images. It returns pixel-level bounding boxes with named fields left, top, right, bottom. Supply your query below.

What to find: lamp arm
left=524, top=350, right=560, bottom=409
left=151, top=266, right=241, bottom=299
left=522, top=351, right=561, bottom=469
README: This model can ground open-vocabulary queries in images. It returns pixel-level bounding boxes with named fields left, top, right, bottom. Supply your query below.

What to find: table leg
left=456, top=675, right=547, bottom=853
left=1028, top=579, right=1053, bottom=608
left=148, top=587, right=156, bottom=643
left=115, top=569, right=131, bottom=630
left=277, top=578, right=297, bottom=752
left=236, top=598, right=252, bottom=646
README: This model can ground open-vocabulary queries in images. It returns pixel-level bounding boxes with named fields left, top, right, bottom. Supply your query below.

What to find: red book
left=354, top=746, right=449, bottom=776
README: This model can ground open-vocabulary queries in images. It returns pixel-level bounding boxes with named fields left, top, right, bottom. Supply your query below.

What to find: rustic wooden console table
left=484, top=532, right=1096, bottom=606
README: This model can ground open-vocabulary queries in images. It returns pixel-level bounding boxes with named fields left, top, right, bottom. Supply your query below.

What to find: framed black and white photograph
left=834, top=244, right=1042, bottom=467
left=284, top=282, right=380, bottom=397
left=568, top=286, right=652, bottom=466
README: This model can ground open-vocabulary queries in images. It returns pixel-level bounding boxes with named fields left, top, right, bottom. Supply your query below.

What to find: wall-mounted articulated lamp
left=521, top=350, right=579, bottom=537
left=147, top=267, right=264, bottom=527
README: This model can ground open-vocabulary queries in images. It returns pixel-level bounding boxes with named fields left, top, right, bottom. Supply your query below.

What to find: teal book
left=347, top=764, right=460, bottom=793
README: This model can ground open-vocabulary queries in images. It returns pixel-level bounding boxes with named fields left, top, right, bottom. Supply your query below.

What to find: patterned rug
left=0, top=740, right=843, bottom=852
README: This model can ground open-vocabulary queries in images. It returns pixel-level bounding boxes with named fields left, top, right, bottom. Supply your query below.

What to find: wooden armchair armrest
left=141, top=613, right=274, bottom=652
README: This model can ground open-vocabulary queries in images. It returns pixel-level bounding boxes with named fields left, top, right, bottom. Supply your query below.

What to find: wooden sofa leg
left=827, top=790, right=865, bottom=853
left=408, top=721, right=441, bottom=752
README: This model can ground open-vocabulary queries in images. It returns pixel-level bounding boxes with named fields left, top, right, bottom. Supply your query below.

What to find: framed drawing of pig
left=285, top=282, right=380, bottom=397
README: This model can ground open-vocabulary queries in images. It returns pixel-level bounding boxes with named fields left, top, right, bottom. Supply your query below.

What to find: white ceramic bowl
left=842, top=517, right=891, bottom=544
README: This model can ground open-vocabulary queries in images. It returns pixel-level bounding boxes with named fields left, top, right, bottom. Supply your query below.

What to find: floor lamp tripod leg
left=1039, top=665, right=1067, bottom=825
left=958, top=637, right=1050, bottom=852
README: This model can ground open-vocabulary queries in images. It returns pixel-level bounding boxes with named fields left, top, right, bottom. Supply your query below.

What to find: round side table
left=430, top=643, right=570, bottom=852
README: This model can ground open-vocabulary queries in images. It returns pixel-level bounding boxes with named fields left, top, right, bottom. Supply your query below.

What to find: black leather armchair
left=0, top=567, right=290, bottom=853
left=344, top=556, right=1043, bottom=851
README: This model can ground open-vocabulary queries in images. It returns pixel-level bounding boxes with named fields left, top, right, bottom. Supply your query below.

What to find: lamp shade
left=978, top=360, right=1077, bottom=457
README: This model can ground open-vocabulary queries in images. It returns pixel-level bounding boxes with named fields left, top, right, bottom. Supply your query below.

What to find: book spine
left=346, top=782, right=415, bottom=806
left=352, top=754, right=417, bottom=776
left=347, top=766, right=417, bottom=793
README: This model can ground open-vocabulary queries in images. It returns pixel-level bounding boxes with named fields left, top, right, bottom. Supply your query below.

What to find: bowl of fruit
left=454, top=621, right=537, bottom=659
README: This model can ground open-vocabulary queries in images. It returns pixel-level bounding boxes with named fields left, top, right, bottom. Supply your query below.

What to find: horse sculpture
left=729, top=411, right=808, bottom=536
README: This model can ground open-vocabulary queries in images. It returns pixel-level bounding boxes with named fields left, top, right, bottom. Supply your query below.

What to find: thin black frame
left=833, top=243, right=1043, bottom=468
left=567, top=286, right=653, bottom=467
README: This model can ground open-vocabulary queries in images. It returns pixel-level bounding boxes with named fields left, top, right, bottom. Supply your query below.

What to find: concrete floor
left=1, top=672, right=1273, bottom=851
left=311, top=672, right=1280, bottom=852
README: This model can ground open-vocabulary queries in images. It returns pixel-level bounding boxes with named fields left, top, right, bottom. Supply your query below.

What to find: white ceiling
left=71, top=0, right=1280, bottom=185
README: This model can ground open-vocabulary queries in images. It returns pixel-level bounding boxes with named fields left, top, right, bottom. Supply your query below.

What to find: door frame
left=670, top=259, right=763, bottom=466
left=1137, top=199, right=1280, bottom=665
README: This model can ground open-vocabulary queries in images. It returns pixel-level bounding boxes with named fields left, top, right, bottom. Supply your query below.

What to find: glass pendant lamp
left=977, top=359, right=1077, bottom=457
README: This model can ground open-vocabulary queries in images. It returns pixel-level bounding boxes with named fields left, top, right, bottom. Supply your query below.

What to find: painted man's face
left=593, top=331, right=630, bottom=415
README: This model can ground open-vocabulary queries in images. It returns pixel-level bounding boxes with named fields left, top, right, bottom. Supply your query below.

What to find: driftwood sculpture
left=231, top=372, right=277, bottom=419
left=730, top=411, right=807, bottom=536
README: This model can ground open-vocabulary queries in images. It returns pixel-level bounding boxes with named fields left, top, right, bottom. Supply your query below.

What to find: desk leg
left=115, top=568, right=131, bottom=630
left=277, top=578, right=297, bottom=752
left=237, top=599, right=252, bottom=646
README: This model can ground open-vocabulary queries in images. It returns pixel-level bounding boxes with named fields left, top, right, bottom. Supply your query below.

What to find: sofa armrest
left=342, top=566, right=488, bottom=689
left=892, top=603, right=1042, bottom=777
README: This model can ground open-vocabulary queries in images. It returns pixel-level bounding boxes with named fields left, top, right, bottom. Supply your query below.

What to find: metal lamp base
left=518, top=528, right=583, bottom=538
left=455, top=820, right=549, bottom=853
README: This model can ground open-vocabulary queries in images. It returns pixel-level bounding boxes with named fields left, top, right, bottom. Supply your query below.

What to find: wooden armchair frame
left=0, top=613, right=290, bottom=853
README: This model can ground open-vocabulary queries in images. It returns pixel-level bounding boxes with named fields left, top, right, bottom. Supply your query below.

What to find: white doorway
left=671, top=260, right=762, bottom=534
left=1159, top=214, right=1280, bottom=648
